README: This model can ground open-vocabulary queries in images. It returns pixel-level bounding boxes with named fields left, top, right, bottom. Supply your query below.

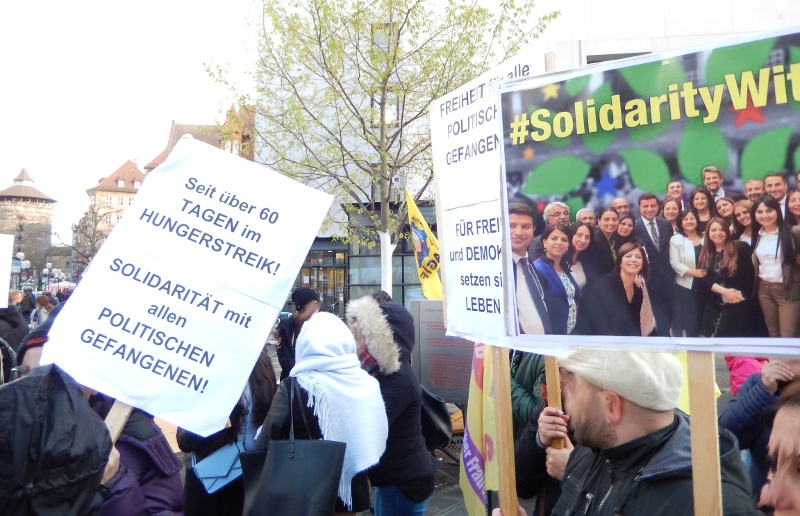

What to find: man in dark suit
left=763, top=172, right=789, bottom=220
left=633, top=193, right=674, bottom=337
left=666, top=180, right=687, bottom=211
left=508, top=203, right=552, bottom=442
left=509, top=203, right=551, bottom=336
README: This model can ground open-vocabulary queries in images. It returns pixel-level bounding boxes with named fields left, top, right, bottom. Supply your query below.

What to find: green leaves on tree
left=523, top=156, right=590, bottom=196
left=677, top=117, right=728, bottom=185
left=740, top=127, right=794, bottom=182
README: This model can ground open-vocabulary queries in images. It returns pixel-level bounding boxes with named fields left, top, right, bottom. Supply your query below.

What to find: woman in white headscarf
left=255, top=312, right=388, bottom=514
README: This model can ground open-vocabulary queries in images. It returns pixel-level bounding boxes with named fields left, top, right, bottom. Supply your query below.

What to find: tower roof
left=0, top=169, right=55, bottom=202
left=14, top=168, right=34, bottom=182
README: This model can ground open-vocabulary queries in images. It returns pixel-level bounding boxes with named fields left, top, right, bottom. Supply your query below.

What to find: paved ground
left=159, top=353, right=735, bottom=514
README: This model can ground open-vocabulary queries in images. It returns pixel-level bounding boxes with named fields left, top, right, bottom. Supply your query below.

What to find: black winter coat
left=552, top=413, right=757, bottom=515
left=718, top=373, right=777, bottom=500
left=275, top=316, right=298, bottom=381
left=345, top=299, right=436, bottom=500
left=0, top=305, right=29, bottom=352
left=574, top=273, right=644, bottom=337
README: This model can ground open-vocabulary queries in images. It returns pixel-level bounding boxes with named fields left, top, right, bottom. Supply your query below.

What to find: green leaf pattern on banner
left=579, top=81, right=616, bottom=154
left=628, top=105, right=670, bottom=142
left=677, top=117, right=729, bottom=185
left=619, top=60, right=686, bottom=98
left=740, top=127, right=794, bottom=182
left=794, top=145, right=800, bottom=172
left=705, top=39, right=776, bottom=87
left=565, top=75, right=590, bottom=97
left=619, top=149, right=671, bottom=193
left=523, top=156, right=591, bottom=196
left=564, top=197, right=585, bottom=222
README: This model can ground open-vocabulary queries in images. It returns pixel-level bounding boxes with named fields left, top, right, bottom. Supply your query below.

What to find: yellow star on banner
left=523, top=147, right=534, bottom=159
left=542, top=83, right=560, bottom=100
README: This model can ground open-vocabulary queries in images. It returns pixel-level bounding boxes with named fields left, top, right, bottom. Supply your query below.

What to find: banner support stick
left=687, top=351, right=723, bottom=516
left=543, top=356, right=565, bottom=449
left=490, top=344, right=517, bottom=516
left=105, top=400, right=133, bottom=445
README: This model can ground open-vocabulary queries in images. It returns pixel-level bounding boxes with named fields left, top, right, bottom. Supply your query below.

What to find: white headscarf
left=290, top=312, right=388, bottom=508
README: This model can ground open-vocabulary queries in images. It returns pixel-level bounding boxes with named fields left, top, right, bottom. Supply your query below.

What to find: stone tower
left=0, top=168, right=56, bottom=274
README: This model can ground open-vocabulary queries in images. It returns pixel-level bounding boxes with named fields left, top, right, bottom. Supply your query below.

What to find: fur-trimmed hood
left=346, top=297, right=416, bottom=375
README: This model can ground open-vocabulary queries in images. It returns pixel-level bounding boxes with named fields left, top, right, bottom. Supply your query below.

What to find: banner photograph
left=499, top=29, right=800, bottom=354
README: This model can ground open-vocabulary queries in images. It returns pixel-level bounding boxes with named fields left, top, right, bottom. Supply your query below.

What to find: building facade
left=72, top=160, right=146, bottom=276
left=0, top=168, right=56, bottom=283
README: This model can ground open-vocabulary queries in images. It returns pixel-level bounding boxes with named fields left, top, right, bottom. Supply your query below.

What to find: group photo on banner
left=499, top=31, right=800, bottom=349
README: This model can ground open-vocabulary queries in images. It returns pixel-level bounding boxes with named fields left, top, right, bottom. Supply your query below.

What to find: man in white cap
left=527, top=350, right=757, bottom=515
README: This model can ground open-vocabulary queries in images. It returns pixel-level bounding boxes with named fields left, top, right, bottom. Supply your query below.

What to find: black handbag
left=420, top=385, right=453, bottom=451
left=242, top=379, right=347, bottom=516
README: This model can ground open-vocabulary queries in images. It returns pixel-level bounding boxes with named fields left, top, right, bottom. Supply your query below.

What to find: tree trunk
left=379, top=230, right=395, bottom=294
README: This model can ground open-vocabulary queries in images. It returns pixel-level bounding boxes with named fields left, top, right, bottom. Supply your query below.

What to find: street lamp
left=43, top=262, right=52, bottom=292
left=14, top=252, right=24, bottom=289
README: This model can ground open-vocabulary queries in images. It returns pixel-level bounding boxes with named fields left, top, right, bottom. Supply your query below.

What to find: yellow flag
left=460, top=343, right=500, bottom=515
left=405, top=189, right=442, bottom=299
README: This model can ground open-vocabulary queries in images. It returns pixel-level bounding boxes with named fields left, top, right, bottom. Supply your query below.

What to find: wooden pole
left=687, top=351, right=723, bottom=516
left=490, top=345, right=517, bottom=516
left=543, top=356, right=564, bottom=449
left=104, top=400, right=133, bottom=444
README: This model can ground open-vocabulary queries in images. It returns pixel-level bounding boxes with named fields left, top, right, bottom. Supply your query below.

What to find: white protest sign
left=431, top=52, right=542, bottom=344
left=43, top=136, right=333, bottom=436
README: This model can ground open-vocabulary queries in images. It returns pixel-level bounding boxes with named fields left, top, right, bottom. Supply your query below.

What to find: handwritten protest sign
left=431, top=54, right=542, bottom=345
left=42, top=136, right=332, bottom=436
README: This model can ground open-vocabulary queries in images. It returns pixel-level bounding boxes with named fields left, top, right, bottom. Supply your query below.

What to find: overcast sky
left=0, top=0, right=260, bottom=243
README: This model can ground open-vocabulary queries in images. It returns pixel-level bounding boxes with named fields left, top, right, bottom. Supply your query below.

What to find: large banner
left=496, top=29, right=800, bottom=355
left=43, top=136, right=332, bottom=435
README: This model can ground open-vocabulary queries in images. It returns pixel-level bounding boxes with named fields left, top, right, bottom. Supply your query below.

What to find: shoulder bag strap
left=291, top=378, right=316, bottom=439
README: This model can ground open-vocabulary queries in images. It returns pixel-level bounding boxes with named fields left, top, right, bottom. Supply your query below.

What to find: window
left=117, top=196, right=124, bottom=206
left=105, top=196, right=112, bottom=205
left=117, top=215, right=123, bottom=223
left=129, top=197, right=134, bottom=205
left=103, top=215, right=111, bottom=225
left=134, top=181, right=141, bottom=189
left=117, top=179, right=125, bottom=187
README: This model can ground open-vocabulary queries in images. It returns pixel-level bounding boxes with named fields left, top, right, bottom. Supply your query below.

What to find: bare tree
left=217, top=0, right=557, bottom=291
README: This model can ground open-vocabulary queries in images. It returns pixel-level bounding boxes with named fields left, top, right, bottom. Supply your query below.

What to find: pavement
left=156, top=353, right=735, bottom=515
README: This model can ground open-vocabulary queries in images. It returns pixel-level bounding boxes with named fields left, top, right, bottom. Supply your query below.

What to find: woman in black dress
left=689, top=187, right=716, bottom=234
left=575, top=241, right=655, bottom=337
left=593, top=207, right=619, bottom=276
left=568, top=221, right=600, bottom=290
left=697, top=217, right=764, bottom=337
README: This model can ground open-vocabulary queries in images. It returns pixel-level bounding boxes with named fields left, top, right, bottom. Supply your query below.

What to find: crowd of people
left=511, top=168, right=800, bottom=341
left=0, top=285, right=436, bottom=515
left=0, top=167, right=798, bottom=515
left=506, top=167, right=800, bottom=514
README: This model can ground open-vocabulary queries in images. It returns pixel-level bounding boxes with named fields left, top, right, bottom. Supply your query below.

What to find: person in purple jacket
left=11, top=306, right=185, bottom=515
